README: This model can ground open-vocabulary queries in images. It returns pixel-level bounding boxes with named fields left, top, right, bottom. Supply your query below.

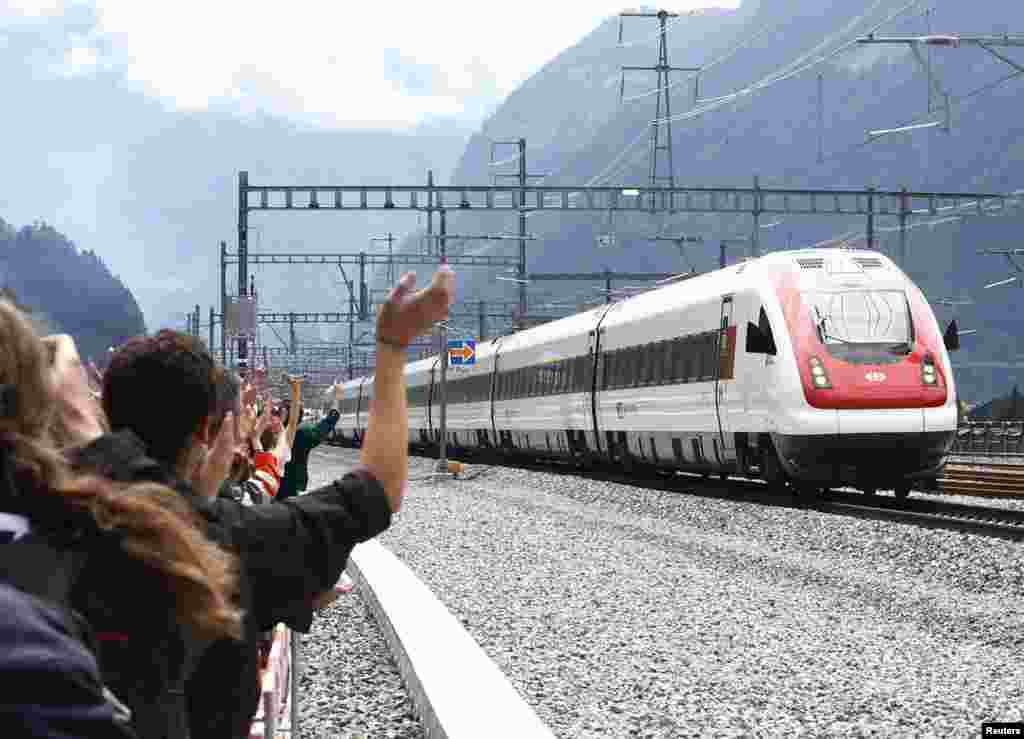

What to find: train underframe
left=333, top=425, right=956, bottom=498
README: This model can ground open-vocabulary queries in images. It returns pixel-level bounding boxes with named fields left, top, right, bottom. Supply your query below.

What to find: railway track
left=385, top=444, right=1024, bottom=542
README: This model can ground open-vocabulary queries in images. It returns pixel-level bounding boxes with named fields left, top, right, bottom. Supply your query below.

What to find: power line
left=651, top=0, right=917, bottom=127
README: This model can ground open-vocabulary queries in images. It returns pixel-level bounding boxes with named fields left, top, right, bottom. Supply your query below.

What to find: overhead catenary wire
left=622, top=19, right=781, bottom=103
left=574, top=0, right=913, bottom=199
left=651, top=0, right=919, bottom=127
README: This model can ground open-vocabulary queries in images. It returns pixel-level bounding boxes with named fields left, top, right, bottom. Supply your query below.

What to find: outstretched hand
left=376, top=266, right=455, bottom=348
left=193, top=412, right=236, bottom=500
left=253, top=397, right=273, bottom=438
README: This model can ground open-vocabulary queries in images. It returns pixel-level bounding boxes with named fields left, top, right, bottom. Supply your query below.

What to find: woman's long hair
left=0, top=300, right=242, bottom=640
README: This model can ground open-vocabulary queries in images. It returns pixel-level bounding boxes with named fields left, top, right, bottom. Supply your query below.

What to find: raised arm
left=284, top=374, right=303, bottom=447
left=360, top=267, right=454, bottom=512
left=270, top=376, right=303, bottom=462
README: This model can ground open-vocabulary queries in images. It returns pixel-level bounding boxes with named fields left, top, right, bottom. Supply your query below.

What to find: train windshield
left=805, top=290, right=914, bottom=359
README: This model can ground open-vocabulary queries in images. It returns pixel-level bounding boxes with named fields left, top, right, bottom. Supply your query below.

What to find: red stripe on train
left=772, top=269, right=948, bottom=410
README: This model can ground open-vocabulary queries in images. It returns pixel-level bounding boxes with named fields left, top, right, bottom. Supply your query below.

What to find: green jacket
left=278, top=412, right=339, bottom=501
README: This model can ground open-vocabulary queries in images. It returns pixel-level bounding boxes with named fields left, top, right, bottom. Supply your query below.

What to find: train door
left=490, top=341, right=502, bottom=447
left=356, top=377, right=369, bottom=443
left=587, top=304, right=618, bottom=455
left=714, top=296, right=736, bottom=462
left=427, top=359, right=438, bottom=442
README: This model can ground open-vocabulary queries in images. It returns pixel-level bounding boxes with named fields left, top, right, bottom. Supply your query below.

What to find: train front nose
left=773, top=428, right=955, bottom=485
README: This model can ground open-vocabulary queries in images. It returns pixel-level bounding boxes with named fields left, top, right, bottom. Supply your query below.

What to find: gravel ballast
left=306, top=447, right=1024, bottom=737
left=296, top=562, right=424, bottom=738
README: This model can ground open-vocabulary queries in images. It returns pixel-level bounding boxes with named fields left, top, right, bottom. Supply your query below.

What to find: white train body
left=329, top=249, right=958, bottom=489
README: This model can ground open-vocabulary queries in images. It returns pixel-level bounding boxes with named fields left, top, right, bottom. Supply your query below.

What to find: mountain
left=0, top=218, right=147, bottom=362
left=391, top=0, right=1024, bottom=403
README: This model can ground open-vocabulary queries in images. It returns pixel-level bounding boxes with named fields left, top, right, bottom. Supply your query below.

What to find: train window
left=632, top=347, right=644, bottom=387
left=693, top=335, right=706, bottom=382
left=677, top=338, right=691, bottom=383
left=615, top=350, right=626, bottom=389
left=704, top=333, right=718, bottom=381
left=666, top=340, right=679, bottom=384
left=651, top=341, right=664, bottom=385
left=758, top=307, right=776, bottom=348
left=602, top=352, right=613, bottom=389
left=670, top=338, right=683, bottom=382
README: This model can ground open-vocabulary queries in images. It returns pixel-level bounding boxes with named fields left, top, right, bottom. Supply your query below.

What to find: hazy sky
left=4, top=0, right=741, bottom=129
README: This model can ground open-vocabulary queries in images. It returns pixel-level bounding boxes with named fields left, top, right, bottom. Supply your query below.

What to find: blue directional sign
left=447, top=339, right=476, bottom=366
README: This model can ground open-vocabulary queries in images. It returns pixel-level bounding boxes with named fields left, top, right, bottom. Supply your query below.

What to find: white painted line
left=348, top=540, right=556, bottom=739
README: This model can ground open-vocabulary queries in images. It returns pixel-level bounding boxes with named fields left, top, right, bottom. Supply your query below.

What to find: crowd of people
left=0, top=266, right=454, bottom=738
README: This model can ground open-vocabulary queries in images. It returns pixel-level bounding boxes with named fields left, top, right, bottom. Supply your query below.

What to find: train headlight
left=922, top=355, right=938, bottom=385
left=809, top=356, right=832, bottom=389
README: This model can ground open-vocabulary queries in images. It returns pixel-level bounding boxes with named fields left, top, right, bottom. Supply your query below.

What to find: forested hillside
left=0, top=218, right=147, bottom=362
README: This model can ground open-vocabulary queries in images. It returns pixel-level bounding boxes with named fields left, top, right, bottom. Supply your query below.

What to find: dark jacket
left=66, top=433, right=214, bottom=739
left=0, top=582, right=136, bottom=739
left=278, top=410, right=340, bottom=501
left=0, top=452, right=136, bottom=739
left=71, top=430, right=391, bottom=739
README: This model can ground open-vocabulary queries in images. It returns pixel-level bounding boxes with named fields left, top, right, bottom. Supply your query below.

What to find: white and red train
left=326, top=248, right=960, bottom=497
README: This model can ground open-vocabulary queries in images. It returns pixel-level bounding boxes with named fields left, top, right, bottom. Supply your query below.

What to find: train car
left=341, top=248, right=960, bottom=497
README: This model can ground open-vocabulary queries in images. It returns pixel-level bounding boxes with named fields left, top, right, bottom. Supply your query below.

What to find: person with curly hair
left=0, top=305, right=242, bottom=739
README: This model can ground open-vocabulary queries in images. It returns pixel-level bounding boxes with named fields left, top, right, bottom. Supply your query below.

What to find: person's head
left=278, top=399, right=304, bottom=428
left=228, top=447, right=254, bottom=484
left=269, top=405, right=284, bottom=434
left=0, top=302, right=242, bottom=641
left=260, top=427, right=279, bottom=453
left=0, top=300, right=58, bottom=444
left=103, top=330, right=241, bottom=478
